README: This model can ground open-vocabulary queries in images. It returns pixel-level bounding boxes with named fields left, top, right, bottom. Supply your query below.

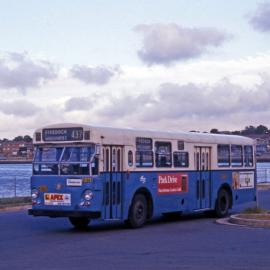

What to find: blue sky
left=0, top=0, right=270, bottom=138
left=0, top=0, right=267, bottom=65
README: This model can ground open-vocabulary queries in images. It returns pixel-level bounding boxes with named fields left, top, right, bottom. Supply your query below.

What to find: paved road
left=0, top=190, right=270, bottom=270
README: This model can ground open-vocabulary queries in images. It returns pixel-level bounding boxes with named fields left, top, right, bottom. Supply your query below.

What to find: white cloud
left=0, top=52, right=57, bottom=93
left=249, top=2, right=270, bottom=32
left=135, top=23, right=230, bottom=65
left=64, top=97, right=93, bottom=112
left=0, top=100, right=41, bottom=117
left=98, top=93, right=155, bottom=118
left=70, top=65, right=121, bottom=85
left=1, top=52, right=270, bottom=138
left=97, top=74, right=270, bottom=132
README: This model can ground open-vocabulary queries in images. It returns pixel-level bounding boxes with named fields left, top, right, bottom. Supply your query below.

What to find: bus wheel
left=69, top=217, right=90, bottom=229
left=215, top=189, right=230, bottom=218
left=127, top=194, right=147, bottom=228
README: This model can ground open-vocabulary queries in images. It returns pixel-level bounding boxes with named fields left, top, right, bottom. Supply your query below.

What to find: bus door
left=194, top=147, right=212, bottom=209
left=103, top=146, right=123, bottom=220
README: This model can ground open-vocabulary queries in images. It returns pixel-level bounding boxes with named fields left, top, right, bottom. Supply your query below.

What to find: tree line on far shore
left=0, top=135, right=33, bottom=143
left=210, top=125, right=269, bottom=135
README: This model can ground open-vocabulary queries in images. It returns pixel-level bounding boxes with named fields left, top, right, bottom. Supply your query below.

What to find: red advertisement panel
left=158, top=173, right=188, bottom=195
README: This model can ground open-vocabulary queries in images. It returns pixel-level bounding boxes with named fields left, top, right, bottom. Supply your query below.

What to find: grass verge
left=0, top=197, right=31, bottom=209
left=242, top=206, right=268, bottom=214
left=238, top=207, right=270, bottom=220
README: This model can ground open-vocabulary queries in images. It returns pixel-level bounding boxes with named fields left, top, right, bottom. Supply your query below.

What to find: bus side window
left=117, top=149, right=121, bottom=171
left=136, top=151, right=153, bottom=167
left=196, top=152, right=200, bottom=170
left=173, top=152, right=189, bottom=167
left=135, top=137, right=153, bottom=167
left=155, top=141, right=172, bottom=167
left=231, top=145, right=243, bottom=167
left=128, top=150, right=133, bottom=167
left=202, top=152, right=205, bottom=171
left=217, top=144, right=230, bottom=167
left=105, top=148, right=110, bottom=171
left=112, top=149, right=116, bottom=172
left=102, top=148, right=105, bottom=171
left=244, top=145, right=253, bottom=167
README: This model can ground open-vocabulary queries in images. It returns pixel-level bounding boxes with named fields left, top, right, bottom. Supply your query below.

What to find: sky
left=1, top=0, right=270, bottom=138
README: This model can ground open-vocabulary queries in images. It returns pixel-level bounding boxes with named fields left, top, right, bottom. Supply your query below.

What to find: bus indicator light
left=39, top=185, right=48, bottom=192
left=83, top=177, right=92, bottom=183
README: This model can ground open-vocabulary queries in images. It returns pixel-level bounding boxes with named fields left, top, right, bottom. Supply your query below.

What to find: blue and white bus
left=28, top=123, right=256, bottom=229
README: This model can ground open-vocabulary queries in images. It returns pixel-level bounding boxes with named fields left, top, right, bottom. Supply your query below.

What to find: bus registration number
left=44, top=193, right=71, bottom=206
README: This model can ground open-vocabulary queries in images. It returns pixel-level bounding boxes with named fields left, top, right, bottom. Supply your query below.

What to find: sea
left=0, top=163, right=269, bottom=198
left=0, top=163, right=32, bottom=198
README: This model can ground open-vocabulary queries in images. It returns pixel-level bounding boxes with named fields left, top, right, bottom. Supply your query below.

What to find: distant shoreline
left=0, top=160, right=32, bottom=164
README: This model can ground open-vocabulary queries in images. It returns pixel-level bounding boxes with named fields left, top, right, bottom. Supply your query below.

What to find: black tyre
left=215, top=189, right=230, bottom=218
left=69, top=217, right=90, bottom=229
left=127, top=194, right=147, bottom=228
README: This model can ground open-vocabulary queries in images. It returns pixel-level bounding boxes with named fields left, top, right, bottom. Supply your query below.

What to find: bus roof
left=34, top=123, right=254, bottom=145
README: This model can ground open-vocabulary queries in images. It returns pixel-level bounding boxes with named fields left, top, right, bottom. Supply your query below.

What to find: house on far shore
left=0, top=140, right=33, bottom=161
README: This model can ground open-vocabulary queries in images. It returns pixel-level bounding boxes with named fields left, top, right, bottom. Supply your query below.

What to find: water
left=256, top=162, right=270, bottom=183
left=0, top=163, right=32, bottom=198
left=0, top=162, right=269, bottom=198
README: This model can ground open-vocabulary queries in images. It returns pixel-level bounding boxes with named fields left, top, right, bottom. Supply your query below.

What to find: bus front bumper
left=28, top=209, right=101, bottom=218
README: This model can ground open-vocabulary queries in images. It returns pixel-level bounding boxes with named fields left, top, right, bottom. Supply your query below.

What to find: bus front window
left=60, top=145, right=96, bottom=175
left=33, top=147, right=63, bottom=175
left=33, top=145, right=98, bottom=176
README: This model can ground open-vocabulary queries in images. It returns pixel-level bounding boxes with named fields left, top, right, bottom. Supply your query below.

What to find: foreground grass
left=242, top=206, right=268, bottom=214
left=0, top=197, right=31, bottom=209
left=236, top=207, right=270, bottom=220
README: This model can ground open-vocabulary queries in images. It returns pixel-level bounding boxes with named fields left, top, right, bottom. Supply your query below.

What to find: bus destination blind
left=43, top=127, right=84, bottom=141
left=136, top=137, right=152, bottom=150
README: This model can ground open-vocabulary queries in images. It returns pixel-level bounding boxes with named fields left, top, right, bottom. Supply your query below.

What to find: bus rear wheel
left=69, top=217, right=90, bottom=229
left=127, top=194, right=147, bottom=228
left=215, top=189, right=230, bottom=218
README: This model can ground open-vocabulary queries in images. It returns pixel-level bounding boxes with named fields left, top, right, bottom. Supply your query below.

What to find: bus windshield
left=61, top=147, right=94, bottom=163
left=33, top=145, right=96, bottom=175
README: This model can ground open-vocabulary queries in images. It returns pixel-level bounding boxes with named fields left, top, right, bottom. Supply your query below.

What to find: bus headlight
left=83, top=190, right=93, bottom=201
left=31, top=189, right=39, bottom=199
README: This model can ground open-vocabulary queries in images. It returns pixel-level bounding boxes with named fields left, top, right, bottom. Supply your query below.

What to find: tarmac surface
left=0, top=190, right=269, bottom=270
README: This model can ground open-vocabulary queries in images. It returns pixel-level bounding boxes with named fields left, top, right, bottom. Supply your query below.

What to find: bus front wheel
left=69, top=217, right=90, bottom=229
left=127, top=194, right=148, bottom=228
left=215, top=189, right=230, bottom=218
